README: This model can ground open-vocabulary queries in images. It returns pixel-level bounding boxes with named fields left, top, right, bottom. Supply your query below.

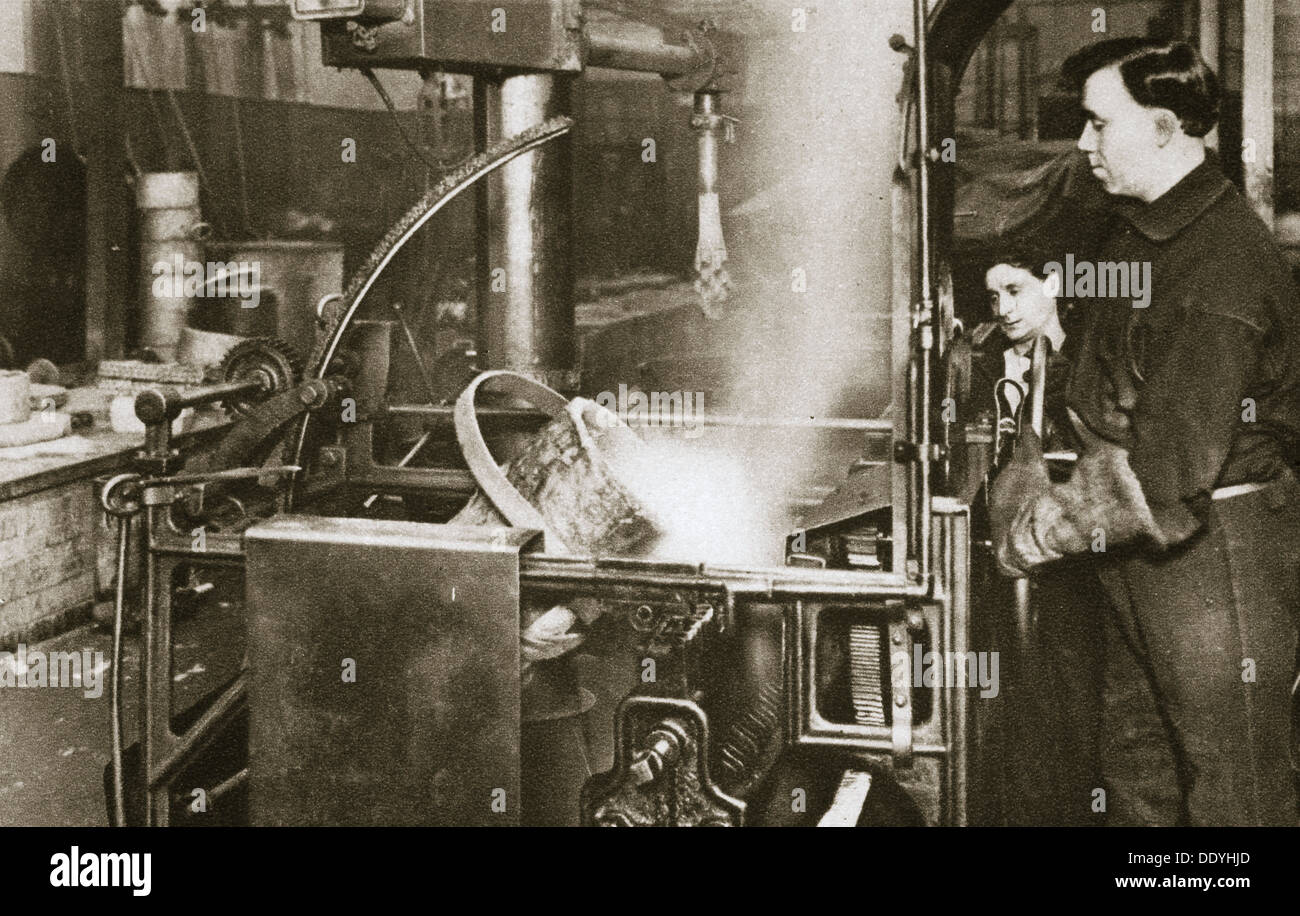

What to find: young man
left=989, top=38, right=1300, bottom=826
left=969, top=253, right=1106, bottom=826
left=972, top=253, right=1074, bottom=458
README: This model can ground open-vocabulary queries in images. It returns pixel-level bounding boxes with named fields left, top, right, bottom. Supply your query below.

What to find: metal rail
left=387, top=402, right=894, bottom=433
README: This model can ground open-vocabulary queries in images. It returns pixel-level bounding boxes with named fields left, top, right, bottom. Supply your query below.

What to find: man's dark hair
left=1061, top=38, right=1220, bottom=138
left=985, top=244, right=1053, bottom=282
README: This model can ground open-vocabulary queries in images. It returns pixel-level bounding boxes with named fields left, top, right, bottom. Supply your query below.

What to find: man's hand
left=988, top=420, right=1051, bottom=577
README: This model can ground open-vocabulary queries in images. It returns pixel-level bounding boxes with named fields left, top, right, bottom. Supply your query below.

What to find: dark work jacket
left=968, top=326, right=1079, bottom=457
left=1066, top=153, right=1300, bottom=544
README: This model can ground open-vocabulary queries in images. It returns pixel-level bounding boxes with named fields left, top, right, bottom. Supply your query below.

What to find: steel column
left=474, top=73, right=576, bottom=392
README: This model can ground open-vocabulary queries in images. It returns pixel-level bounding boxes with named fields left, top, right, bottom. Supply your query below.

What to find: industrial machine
left=99, top=0, right=995, bottom=827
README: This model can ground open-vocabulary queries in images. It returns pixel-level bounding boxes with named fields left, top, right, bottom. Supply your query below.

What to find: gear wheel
left=218, top=337, right=301, bottom=417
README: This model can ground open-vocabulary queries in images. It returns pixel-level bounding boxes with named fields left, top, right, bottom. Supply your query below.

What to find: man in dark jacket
left=990, top=39, right=1300, bottom=826
left=958, top=252, right=1107, bottom=825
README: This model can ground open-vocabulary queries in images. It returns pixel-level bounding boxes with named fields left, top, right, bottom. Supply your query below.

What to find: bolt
left=628, top=725, right=682, bottom=786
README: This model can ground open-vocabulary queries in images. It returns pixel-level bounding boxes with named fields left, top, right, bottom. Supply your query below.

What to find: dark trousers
left=1004, top=559, right=1106, bottom=825
left=967, top=550, right=1106, bottom=826
left=1097, top=473, right=1300, bottom=826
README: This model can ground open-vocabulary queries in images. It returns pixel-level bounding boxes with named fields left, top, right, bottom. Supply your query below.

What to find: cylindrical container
left=137, top=172, right=204, bottom=362
left=209, top=240, right=343, bottom=347
left=450, top=388, right=663, bottom=556
left=0, top=369, right=31, bottom=424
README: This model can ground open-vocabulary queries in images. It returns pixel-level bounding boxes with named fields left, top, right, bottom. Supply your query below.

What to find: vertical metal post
left=1199, top=0, right=1221, bottom=151
left=474, top=73, right=576, bottom=392
left=1241, top=0, right=1274, bottom=228
left=913, top=0, right=934, bottom=584
left=141, top=505, right=172, bottom=826
left=110, top=515, right=130, bottom=827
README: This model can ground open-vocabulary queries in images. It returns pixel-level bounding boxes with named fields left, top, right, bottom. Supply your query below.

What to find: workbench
left=0, top=387, right=227, bottom=648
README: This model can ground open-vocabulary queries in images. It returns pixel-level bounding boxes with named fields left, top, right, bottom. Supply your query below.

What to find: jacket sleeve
left=999, top=307, right=1264, bottom=574
left=1126, top=305, right=1264, bottom=543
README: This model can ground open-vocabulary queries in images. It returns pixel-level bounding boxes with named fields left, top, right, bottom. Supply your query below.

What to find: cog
left=218, top=337, right=302, bottom=417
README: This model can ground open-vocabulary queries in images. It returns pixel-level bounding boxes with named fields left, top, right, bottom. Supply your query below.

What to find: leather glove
left=988, top=418, right=1050, bottom=577
left=992, top=408, right=1167, bottom=578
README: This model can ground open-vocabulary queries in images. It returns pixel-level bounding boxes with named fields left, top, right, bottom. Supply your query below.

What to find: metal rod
left=142, top=465, right=302, bottom=488
left=141, top=506, right=166, bottom=826
left=134, top=378, right=263, bottom=424
left=110, top=515, right=129, bottom=827
left=362, top=431, right=434, bottom=509
left=795, top=734, right=949, bottom=755
left=521, top=554, right=927, bottom=600
left=149, top=671, right=247, bottom=790
left=913, top=0, right=934, bottom=584
left=391, top=302, right=439, bottom=400
left=699, top=414, right=892, bottom=432
left=387, top=402, right=893, bottom=433
left=208, top=767, right=248, bottom=804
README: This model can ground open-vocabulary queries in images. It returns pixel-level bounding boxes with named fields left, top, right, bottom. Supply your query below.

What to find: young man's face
left=985, top=264, right=1057, bottom=345
left=1077, top=65, right=1162, bottom=199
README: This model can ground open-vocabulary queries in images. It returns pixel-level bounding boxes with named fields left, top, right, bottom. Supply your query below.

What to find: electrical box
left=318, top=0, right=585, bottom=74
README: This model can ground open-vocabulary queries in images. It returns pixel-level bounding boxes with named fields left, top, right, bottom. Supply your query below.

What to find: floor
left=0, top=576, right=636, bottom=827
left=0, top=592, right=245, bottom=827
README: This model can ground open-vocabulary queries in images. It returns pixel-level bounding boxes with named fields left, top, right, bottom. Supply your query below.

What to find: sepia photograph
left=0, top=0, right=1295, bottom=896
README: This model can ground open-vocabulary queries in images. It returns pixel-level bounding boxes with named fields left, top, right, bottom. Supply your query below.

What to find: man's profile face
left=1077, top=65, right=1161, bottom=199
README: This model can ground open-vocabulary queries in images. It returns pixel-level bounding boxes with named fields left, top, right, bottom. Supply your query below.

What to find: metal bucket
left=136, top=172, right=207, bottom=361
left=208, top=240, right=343, bottom=348
left=450, top=370, right=663, bottom=556
left=448, top=370, right=661, bottom=825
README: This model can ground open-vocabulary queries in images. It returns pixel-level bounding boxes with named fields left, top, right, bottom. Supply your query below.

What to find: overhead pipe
left=584, top=14, right=716, bottom=84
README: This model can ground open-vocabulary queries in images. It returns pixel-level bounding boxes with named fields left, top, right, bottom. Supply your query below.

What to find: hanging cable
left=230, top=95, right=259, bottom=238
left=360, top=67, right=444, bottom=175
left=123, top=133, right=144, bottom=180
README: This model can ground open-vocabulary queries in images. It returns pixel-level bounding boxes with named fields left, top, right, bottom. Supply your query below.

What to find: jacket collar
left=1112, top=151, right=1231, bottom=242
left=986, top=323, right=1067, bottom=358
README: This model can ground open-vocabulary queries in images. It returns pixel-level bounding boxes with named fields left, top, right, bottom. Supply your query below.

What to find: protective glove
left=988, top=417, right=1050, bottom=577
left=992, top=408, right=1167, bottom=578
